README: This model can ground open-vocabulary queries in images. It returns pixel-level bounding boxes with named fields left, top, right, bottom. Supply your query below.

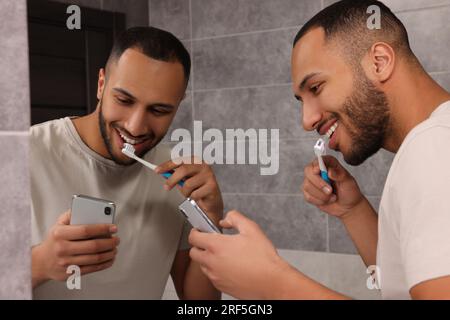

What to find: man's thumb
left=219, top=210, right=251, bottom=232
left=57, top=210, right=71, bottom=225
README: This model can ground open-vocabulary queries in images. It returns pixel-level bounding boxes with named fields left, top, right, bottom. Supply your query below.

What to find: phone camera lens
left=104, top=207, right=111, bottom=215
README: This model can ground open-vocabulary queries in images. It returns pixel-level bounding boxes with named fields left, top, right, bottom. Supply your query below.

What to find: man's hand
left=304, top=155, right=379, bottom=266
left=303, top=155, right=365, bottom=219
left=156, top=157, right=224, bottom=224
left=188, top=210, right=289, bottom=299
left=32, top=211, right=120, bottom=288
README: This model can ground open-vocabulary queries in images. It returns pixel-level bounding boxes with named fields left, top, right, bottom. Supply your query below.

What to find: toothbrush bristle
left=122, top=143, right=136, bottom=157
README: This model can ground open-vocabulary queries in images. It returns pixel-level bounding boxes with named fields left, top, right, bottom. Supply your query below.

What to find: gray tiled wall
left=0, top=0, right=31, bottom=299
left=152, top=0, right=450, bottom=255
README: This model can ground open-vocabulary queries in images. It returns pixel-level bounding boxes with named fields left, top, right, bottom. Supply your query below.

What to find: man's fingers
left=219, top=219, right=233, bottom=229
left=80, top=258, right=115, bottom=276
left=179, top=174, right=205, bottom=197
left=65, top=236, right=120, bottom=255
left=54, top=224, right=117, bottom=241
left=322, top=156, right=347, bottom=182
left=188, top=229, right=217, bottom=251
left=61, top=249, right=118, bottom=267
left=57, top=211, right=71, bottom=225
left=303, top=178, right=334, bottom=202
left=190, top=183, right=215, bottom=202
left=156, top=156, right=201, bottom=174
left=189, top=246, right=209, bottom=265
left=154, top=160, right=180, bottom=174
left=304, top=191, right=336, bottom=207
left=221, top=210, right=255, bottom=234
left=164, top=165, right=200, bottom=190
left=304, top=165, right=333, bottom=195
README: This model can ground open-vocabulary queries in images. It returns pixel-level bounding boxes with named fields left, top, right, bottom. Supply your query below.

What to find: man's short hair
left=107, top=26, right=191, bottom=83
left=293, top=0, right=416, bottom=65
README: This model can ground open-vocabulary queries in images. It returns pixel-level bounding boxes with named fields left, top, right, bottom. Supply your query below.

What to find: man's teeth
left=326, top=122, right=339, bottom=139
left=119, top=132, right=146, bottom=145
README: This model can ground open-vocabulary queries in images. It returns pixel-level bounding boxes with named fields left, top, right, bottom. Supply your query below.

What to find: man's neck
left=72, top=111, right=111, bottom=159
left=383, top=67, right=450, bottom=153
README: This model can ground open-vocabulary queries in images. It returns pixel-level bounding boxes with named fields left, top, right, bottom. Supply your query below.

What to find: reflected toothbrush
left=121, top=143, right=184, bottom=186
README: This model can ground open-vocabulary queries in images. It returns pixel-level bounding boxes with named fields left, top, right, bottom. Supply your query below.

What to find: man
left=31, top=27, right=223, bottom=299
left=188, top=0, right=450, bottom=299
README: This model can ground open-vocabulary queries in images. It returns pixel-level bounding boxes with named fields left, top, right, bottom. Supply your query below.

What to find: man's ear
left=97, top=68, right=106, bottom=100
left=361, top=42, right=395, bottom=84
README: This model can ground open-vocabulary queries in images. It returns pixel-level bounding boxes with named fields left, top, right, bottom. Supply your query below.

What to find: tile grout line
left=172, top=4, right=450, bottom=42
left=194, top=82, right=293, bottom=93
left=222, top=192, right=383, bottom=198
left=191, top=25, right=302, bottom=42
left=326, top=215, right=330, bottom=253
left=222, top=192, right=303, bottom=197
left=189, top=0, right=195, bottom=122
left=147, top=0, right=150, bottom=25
left=395, top=3, right=450, bottom=14
left=429, top=71, right=450, bottom=75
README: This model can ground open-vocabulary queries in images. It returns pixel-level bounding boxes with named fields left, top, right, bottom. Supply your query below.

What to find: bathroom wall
left=151, top=0, right=450, bottom=299
left=0, top=0, right=31, bottom=299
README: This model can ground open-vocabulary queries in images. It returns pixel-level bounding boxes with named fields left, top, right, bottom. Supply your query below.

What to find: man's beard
left=98, top=99, right=129, bottom=165
left=98, top=99, right=159, bottom=166
left=338, top=69, right=391, bottom=166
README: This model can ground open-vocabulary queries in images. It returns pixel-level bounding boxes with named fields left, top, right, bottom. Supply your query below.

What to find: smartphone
left=70, top=194, right=116, bottom=225
left=178, top=198, right=221, bottom=233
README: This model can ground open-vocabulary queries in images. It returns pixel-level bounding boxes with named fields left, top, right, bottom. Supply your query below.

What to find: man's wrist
left=339, top=196, right=370, bottom=223
left=31, top=244, right=48, bottom=288
left=262, top=256, right=299, bottom=299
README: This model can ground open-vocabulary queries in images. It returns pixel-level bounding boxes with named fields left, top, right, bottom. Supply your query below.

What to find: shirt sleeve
left=396, top=126, right=450, bottom=290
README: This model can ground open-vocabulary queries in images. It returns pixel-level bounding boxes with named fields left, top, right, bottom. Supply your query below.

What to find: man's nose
left=126, top=108, right=149, bottom=137
left=302, top=102, right=323, bottom=132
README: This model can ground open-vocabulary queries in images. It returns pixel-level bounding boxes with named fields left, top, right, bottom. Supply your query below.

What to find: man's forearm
left=340, top=197, right=378, bottom=267
left=183, top=260, right=221, bottom=300
left=32, top=245, right=48, bottom=289
left=269, top=261, right=350, bottom=300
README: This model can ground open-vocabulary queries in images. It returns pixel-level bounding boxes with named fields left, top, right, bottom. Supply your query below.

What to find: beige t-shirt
left=377, top=100, right=450, bottom=299
left=30, top=117, right=191, bottom=299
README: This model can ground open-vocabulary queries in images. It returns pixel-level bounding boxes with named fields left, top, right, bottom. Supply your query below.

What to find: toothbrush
left=122, top=143, right=184, bottom=186
left=314, top=138, right=332, bottom=185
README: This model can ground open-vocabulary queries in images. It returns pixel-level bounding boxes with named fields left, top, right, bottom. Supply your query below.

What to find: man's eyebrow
left=299, top=72, right=321, bottom=90
left=112, top=87, right=136, bottom=100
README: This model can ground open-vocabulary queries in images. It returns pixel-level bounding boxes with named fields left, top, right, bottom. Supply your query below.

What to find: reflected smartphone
left=179, top=198, right=221, bottom=233
left=70, top=195, right=115, bottom=225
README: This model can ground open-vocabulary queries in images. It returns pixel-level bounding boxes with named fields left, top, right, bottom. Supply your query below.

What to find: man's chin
left=342, top=146, right=380, bottom=166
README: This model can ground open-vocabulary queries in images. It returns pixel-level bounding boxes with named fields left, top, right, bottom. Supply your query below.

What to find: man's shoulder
left=388, top=110, right=450, bottom=188
left=30, top=117, right=68, bottom=144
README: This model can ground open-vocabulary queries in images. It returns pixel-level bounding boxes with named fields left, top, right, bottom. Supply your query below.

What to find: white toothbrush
left=122, top=143, right=157, bottom=170
left=314, top=138, right=332, bottom=185
left=121, top=143, right=184, bottom=186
